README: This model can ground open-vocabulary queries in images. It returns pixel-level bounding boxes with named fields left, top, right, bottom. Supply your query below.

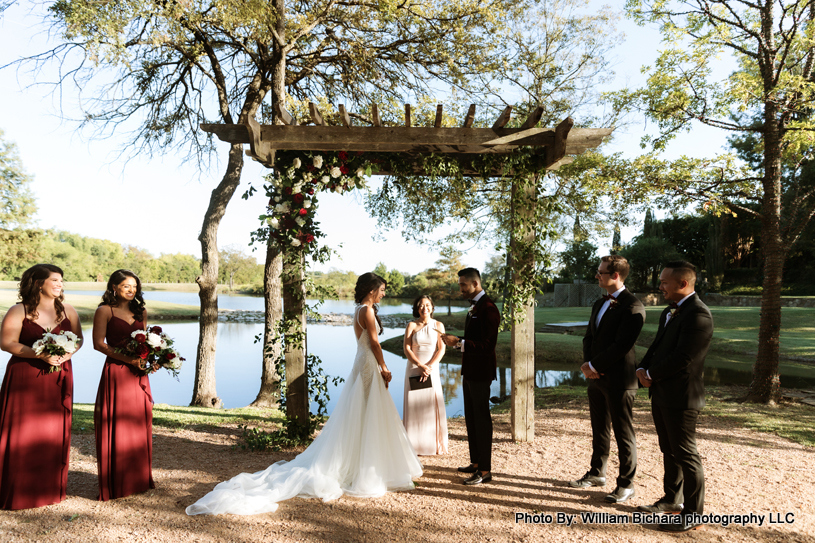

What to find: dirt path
left=0, top=403, right=812, bottom=542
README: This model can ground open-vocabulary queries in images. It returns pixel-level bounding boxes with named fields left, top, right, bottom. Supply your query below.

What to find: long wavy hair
left=100, top=269, right=146, bottom=322
left=19, top=264, right=66, bottom=322
left=354, top=272, right=387, bottom=335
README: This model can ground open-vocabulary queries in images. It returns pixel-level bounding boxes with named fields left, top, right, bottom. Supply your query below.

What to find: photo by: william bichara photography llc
left=514, top=511, right=796, bottom=529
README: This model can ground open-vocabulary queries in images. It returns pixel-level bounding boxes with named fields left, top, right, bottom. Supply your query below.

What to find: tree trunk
left=252, top=2, right=286, bottom=410
left=748, top=103, right=784, bottom=404
left=251, top=239, right=283, bottom=408
left=191, top=143, right=244, bottom=408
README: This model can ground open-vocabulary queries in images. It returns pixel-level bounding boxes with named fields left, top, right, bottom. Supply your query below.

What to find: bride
left=186, top=272, right=422, bottom=515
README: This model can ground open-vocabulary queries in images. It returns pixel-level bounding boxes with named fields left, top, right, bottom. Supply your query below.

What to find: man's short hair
left=665, top=260, right=697, bottom=286
left=600, top=255, right=630, bottom=282
left=458, top=267, right=481, bottom=283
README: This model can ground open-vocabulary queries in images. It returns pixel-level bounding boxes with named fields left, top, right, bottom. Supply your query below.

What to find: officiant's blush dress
left=94, top=312, right=154, bottom=500
left=402, top=320, right=448, bottom=455
left=0, top=317, right=74, bottom=510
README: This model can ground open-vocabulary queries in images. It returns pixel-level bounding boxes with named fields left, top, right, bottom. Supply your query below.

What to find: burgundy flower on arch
left=293, top=193, right=305, bottom=204
left=299, top=208, right=308, bottom=216
left=306, top=234, right=315, bottom=243
left=284, top=187, right=292, bottom=195
left=307, top=188, right=315, bottom=195
left=338, top=151, right=348, bottom=161
left=340, top=165, right=349, bottom=175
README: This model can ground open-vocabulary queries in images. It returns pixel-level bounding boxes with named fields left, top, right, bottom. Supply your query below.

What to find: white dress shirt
left=460, top=290, right=486, bottom=352
left=646, top=291, right=696, bottom=380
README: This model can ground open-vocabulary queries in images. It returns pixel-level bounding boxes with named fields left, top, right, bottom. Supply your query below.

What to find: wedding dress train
left=186, top=307, right=422, bottom=515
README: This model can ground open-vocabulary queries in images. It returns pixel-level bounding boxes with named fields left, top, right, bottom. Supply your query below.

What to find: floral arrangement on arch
left=262, top=151, right=373, bottom=249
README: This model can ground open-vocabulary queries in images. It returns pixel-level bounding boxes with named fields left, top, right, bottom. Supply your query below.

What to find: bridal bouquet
left=116, top=325, right=184, bottom=378
left=32, top=330, right=82, bottom=373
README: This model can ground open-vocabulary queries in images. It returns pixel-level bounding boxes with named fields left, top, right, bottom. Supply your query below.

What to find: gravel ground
left=0, top=402, right=812, bottom=542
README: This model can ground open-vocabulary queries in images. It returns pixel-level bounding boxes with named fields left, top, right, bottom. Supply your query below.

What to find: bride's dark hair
left=354, top=272, right=387, bottom=335
left=19, top=264, right=66, bottom=322
left=100, top=269, right=146, bottom=322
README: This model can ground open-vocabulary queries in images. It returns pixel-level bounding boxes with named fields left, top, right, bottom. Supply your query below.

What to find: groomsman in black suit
left=569, top=255, right=645, bottom=504
left=636, top=261, right=713, bottom=533
left=442, top=268, right=501, bottom=485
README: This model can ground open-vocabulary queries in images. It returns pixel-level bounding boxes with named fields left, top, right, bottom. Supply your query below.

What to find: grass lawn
left=71, top=403, right=286, bottom=435
left=0, top=290, right=200, bottom=321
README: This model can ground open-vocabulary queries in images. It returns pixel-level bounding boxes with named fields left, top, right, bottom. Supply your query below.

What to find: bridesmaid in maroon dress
left=93, top=269, right=155, bottom=500
left=0, top=264, right=84, bottom=510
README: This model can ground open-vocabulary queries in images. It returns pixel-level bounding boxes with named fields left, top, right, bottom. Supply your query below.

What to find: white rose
left=334, top=186, right=344, bottom=194
left=274, top=204, right=284, bottom=213
left=313, top=156, right=323, bottom=168
left=303, top=200, right=312, bottom=209
left=281, top=202, right=291, bottom=213
left=356, top=168, right=365, bottom=177
left=330, top=166, right=341, bottom=178
left=274, top=196, right=281, bottom=202
left=295, top=217, right=306, bottom=227
left=53, top=334, right=69, bottom=348
left=267, top=217, right=280, bottom=228
left=291, top=239, right=302, bottom=247
left=32, top=339, right=46, bottom=355
left=292, top=157, right=301, bottom=168
left=146, top=333, right=163, bottom=348
left=321, top=175, right=330, bottom=184
left=292, top=185, right=301, bottom=194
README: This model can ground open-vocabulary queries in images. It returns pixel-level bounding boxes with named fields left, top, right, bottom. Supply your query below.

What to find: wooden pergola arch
left=203, top=102, right=612, bottom=442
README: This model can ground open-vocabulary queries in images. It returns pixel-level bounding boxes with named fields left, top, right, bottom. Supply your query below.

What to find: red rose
left=307, top=164, right=316, bottom=171
left=166, top=352, right=176, bottom=360
left=134, top=333, right=147, bottom=344
left=284, top=187, right=292, bottom=195
left=137, top=344, right=150, bottom=359
left=293, top=193, right=304, bottom=203
left=150, top=326, right=162, bottom=334
left=284, top=218, right=296, bottom=229
left=339, top=151, right=348, bottom=161
left=299, top=208, right=308, bottom=216
left=306, top=234, right=315, bottom=243
left=340, top=165, right=349, bottom=174
left=307, top=188, right=315, bottom=195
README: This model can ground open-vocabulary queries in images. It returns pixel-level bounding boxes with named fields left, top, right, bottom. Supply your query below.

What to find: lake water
left=2, top=291, right=813, bottom=416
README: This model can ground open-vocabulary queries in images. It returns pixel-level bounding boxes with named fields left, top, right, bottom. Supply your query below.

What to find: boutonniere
left=467, top=305, right=476, bottom=316
left=608, top=298, right=619, bottom=310
left=668, top=303, right=680, bottom=318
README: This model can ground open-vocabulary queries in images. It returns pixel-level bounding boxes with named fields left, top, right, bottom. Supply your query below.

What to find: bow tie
left=602, top=294, right=616, bottom=301
left=668, top=302, right=681, bottom=317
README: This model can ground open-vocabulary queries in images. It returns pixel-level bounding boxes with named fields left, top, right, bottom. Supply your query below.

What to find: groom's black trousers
left=463, top=378, right=492, bottom=472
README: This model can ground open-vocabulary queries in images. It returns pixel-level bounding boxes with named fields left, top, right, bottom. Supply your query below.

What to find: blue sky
left=0, top=1, right=732, bottom=276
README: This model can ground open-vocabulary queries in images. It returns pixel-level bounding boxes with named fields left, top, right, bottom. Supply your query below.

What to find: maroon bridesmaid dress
left=94, top=307, right=154, bottom=500
left=0, top=317, right=74, bottom=510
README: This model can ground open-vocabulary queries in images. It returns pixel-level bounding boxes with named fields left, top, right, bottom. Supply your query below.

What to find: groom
left=442, top=268, right=500, bottom=485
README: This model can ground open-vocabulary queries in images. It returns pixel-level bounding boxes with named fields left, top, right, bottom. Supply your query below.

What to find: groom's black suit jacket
left=459, top=294, right=501, bottom=382
left=583, top=289, right=645, bottom=390
left=638, top=293, right=713, bottom=411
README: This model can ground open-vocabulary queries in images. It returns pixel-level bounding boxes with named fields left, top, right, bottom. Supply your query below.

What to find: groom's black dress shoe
left=658, top=514, right=704, bottom=533
left=568, top=473, right=606, bottom=488
left=637, top=499, right=683, bottom=514
left=463, top=472, right=492, bottom=485
left=457, top=464, right=479, bottom=473
left=604, top=486, right=635, bottom=503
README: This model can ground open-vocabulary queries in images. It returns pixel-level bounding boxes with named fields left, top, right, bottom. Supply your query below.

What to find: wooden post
left=510, top=179, right=536, bottom=442
left=282, top=248, right=309, bottom=425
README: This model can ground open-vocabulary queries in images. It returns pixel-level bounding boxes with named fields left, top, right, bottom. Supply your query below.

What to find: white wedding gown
left=186, top=306, right=422, bottom=515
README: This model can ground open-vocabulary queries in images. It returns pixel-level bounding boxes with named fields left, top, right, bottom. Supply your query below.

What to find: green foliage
left=557, top=241, right=598, bottom=282
left=0, top=129, right=36, bottom=230
left=0, top=229, right=202, bottom=283
left=218, top=245, right=262, bottom=289
left=620, top=236, right=682, bottom=290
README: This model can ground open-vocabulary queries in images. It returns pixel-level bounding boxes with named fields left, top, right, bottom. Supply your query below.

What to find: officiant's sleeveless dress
left=186, top=305, right=422, bottom=516
left=94, top=307, right=154, bottom=500
left=402, top=320, right=448, bottom=455
left=0, top=313, right=73, bottom=510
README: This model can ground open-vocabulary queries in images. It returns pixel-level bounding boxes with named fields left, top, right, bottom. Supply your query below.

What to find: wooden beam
left=492, top=106, right=512, bottom=129
left=338, top=104, right=352, bottom=127
left=462, top=104, right=476, bottom=128
left=308, top=102, right=325, bottom=126
left=274, top=103, right=296, bottom=126
left=434, top=104, right=443, bottom=128
left=405, top=104, right=412, bottom=127
left=510, top=179, right=536, bottom=443
left=520, top=106, right=544, bottom=129
left=545, top=116, right=575, bottom=170
left=200, top=123, right=612, bottom=154
left=243, top=115, right=274, bottom=166
left=372, top=104, right=381, bottom=127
